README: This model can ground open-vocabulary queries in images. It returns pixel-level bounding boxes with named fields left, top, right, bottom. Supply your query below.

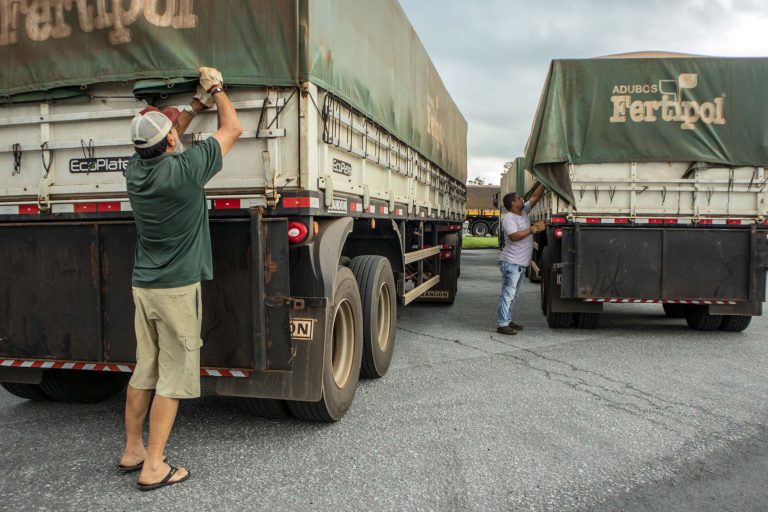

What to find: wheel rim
left=376, top=282, right=392, bottom=351
left=332, top=299, right=355, bottom=388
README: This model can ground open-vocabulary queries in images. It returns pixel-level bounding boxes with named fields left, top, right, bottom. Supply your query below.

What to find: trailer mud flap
left=0, top=218, right=264, bottom=370
left=570, top=227, right=758, bottom=301
left=216, top=301, right=327, bottom=402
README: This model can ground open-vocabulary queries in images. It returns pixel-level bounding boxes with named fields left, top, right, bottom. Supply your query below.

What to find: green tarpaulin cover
left=0, top=0, right=466, bottom=183
left=524, top=57, right=768, bottom=202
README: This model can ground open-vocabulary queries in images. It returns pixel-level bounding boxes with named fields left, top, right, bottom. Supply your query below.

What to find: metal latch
left=288, top=298, right=305, bottom=310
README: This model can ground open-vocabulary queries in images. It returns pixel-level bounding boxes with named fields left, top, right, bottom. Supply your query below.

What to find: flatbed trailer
left=0, top=0, right=467, bottom=420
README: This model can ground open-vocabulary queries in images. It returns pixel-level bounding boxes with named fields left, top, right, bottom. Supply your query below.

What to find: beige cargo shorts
left=129, top=283, right=203, bottom=399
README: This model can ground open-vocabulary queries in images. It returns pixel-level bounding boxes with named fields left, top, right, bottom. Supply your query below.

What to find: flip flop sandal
left=117, top=456, right=167, bottom=473
left=137, top=466, right=190, bottom=492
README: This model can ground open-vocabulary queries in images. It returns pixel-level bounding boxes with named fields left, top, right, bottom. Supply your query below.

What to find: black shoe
left=496, top=325, right=517, bottom=335
left=509, top=322, right=524, bottom=330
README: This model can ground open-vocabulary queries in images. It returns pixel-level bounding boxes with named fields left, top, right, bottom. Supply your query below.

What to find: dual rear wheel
left=248, top=257, right=397, bottom=422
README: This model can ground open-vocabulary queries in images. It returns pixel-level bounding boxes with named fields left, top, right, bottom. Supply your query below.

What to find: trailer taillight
left=288, top=221, right=309, bottom=244
left=440, top=244, right=454, bottom=260
left=553, top=228, right=564, bottom=239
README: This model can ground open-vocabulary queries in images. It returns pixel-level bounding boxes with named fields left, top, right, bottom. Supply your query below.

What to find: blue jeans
left=498, top=262, right=526, bottom=327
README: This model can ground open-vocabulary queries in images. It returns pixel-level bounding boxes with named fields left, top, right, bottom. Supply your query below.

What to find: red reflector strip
left=19, top=205, right=40, bottom=215
left=727, top=219, right=742, bottom=225
left=697, top=219, right=713, bottom=225
left=585, top=218, right=601, bottom=224
left=648, top=218, right=663, bottom=224
left=213, top=199, right=241, bottom=209
left=551, top=216, right=567, bottom=223
left=614, top=218, right=629, bottom=224
left=282, top=197, right=312, bottom=208
left=98, top=202, right=121, bottom=212
left=0, top=359, right=250, bottom=377
left=75, top=203, right=98, bottom=213
left=664, top=218, right=678, bottom=225
left=584, top=299, right=739, bottom=304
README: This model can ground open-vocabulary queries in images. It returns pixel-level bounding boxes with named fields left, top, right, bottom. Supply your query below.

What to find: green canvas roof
left=524, top=56, right=768, bottom=201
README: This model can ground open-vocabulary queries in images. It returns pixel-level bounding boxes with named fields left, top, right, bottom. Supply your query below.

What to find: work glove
left=193, top=83, right=214, bottom=108
left=199, top=66, right=224, bottom=93
left=530, top=220, right=546, bottom=234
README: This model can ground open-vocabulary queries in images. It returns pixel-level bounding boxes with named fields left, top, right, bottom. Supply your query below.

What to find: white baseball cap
left=130, top=106, right=181, bottom=149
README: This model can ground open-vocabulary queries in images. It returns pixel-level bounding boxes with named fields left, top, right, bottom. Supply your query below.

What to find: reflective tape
left=0, top=359, right=249, bottom=377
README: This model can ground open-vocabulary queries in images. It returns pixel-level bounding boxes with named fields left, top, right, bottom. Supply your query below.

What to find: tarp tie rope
left=80, top=139, right=95, bottom=172
left=12, top=143, right=22, bottom=176
left=40, top=142, right=53, bottom=178
left=705, top=187, right=715, bottom=205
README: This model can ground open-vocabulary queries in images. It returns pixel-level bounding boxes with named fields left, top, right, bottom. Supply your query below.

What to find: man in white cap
left=118, top=67, right=242, bottom=491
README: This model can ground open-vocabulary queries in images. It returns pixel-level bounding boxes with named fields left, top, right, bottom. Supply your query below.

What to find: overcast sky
left=399, top=0, right=768, bottom=184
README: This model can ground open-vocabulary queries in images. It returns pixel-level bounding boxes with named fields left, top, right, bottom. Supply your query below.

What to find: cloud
left=400, top=0, right=768, bottom=181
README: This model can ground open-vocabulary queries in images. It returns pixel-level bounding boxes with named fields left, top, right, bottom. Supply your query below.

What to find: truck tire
left=719, top=315, right=752, bottom=332
left=662, top=303, right=687, bottom=318
left=349, top=256, right=396, bottom=378
left=471, top=222, right=489, bottom=237
left=288, top=267, right=363, bottom=421
left=238, top=398, right=292, bottom=419
left=547, top=309, right=573, bottom=329
left=0, top=382, right=51, bottom=401
left=39, top=370, right=129, bottom=403
left=491, top=221, right=500, bottom=238
left=684, top=306, right=723, bottom=331
left=574, top=312, right=599, bottom=329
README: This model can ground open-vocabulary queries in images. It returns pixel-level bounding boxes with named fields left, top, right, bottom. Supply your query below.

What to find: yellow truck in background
left=465, top=185, right=500, bottom=237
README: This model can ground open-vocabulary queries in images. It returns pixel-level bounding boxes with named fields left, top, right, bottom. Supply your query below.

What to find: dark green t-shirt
left=126, top=138, right=223, bottom=288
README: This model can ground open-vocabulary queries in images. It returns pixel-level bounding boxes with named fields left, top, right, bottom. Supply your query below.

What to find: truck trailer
left=525, top=53, right=768, bottom=331
left=0, top=0, right=467, bottom=421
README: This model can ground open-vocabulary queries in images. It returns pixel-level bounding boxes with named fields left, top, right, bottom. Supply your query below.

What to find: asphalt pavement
left=1, top=248, right=767, bottom=511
